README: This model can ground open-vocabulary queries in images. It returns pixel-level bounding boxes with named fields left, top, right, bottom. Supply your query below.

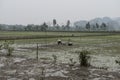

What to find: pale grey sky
left=0, top=0, right=120, bottom=25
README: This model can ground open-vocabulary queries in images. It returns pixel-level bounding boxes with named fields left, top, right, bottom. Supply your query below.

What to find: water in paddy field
left=2, top=43, right=120, bottom=72
left=0, top=41, right=120, bottom=80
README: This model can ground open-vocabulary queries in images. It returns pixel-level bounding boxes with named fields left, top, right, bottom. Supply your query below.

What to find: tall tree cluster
left=85, top=22, right=108, bottom=31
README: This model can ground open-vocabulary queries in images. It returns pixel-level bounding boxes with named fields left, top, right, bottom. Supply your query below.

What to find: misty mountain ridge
left=74, top=17, right=120, bottom=31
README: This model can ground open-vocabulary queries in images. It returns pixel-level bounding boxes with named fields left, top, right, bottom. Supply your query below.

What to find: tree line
left=0, top=19, right=109, bottom=31
left=0, top=19, right=71, bottom=31
left=85, top=22, right=107, bottom=31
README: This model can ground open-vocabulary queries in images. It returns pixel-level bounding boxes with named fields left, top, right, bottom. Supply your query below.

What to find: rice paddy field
left=0, top=31, right=120, bottom=80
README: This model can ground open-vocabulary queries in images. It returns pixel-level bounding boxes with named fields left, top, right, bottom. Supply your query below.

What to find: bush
left=7, top=47, right=14, bottom=56
left=115, top=60, right=120, bottom=65
left=79, top=50, right=91, bottom=67
left=3, top=40, right=14, bottom=56
left=115, top=56, right=120, bottom=65
left=41, top=67, right=45, bottom=80
left=0, top=45, right=2, bottom=50
left=69, top=58, right=76, bottom=69
left=52, top=54, right=57, bottom=66
left=3, top=41, right=9, bottom=49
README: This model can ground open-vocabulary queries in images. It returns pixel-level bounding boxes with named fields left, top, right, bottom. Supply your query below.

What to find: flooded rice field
left=0, top=37, right=120, bottom=80
left=0, top=55, right=120, bottom=80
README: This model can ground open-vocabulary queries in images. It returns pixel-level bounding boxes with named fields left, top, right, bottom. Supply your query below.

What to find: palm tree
left=66, top=20, right=70, bottom=31
left=86, top=22, right=90, bottom=31
left=53, top=19, right=57, bottom=27
left=96, top=23, right=99, bottom=31
left=101, top=23, right=107, bottom=31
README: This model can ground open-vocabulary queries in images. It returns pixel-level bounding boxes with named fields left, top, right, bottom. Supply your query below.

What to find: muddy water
left=10, top=43, right=120, bottom=72
left=0, top=55, right=119, bottom=80
left=8, top=44, right=120, bottom=71
left=91, top=54, right=120, bottom=72
left=1, top=43, right=120, bottom=80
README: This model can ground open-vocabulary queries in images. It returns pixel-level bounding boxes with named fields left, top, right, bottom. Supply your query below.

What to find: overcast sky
left=0, top=0, right=120, bottom=25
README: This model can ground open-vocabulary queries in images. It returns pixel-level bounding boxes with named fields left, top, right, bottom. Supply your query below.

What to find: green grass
left=0, top=31, right=120, bottom=54
left=0, top=31, right=118, bottom=37
left=0, top=31, right=120, bottom=61
left=0, top=31, right=120, bottom=44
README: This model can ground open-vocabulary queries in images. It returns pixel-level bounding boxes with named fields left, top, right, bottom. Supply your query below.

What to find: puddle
left=8, top=78, right=22, bottom=80
left=91, top=54, right=120, bottom=72
left=5, top=70, right=16, bottom=75
left=0, top=49, right=8, bottom=54
left=29, top=78, right=35, bottom=80
left=0, top=64, right=4, bottom=68
left=45, top=70, right=68, bottom=77
left=93, top=78, right=101, bottom=80
left=14, top=58, right=26, bottom=63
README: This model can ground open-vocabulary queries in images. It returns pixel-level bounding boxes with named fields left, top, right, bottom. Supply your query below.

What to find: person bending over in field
left=57, top=39, right=62, bottom=45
